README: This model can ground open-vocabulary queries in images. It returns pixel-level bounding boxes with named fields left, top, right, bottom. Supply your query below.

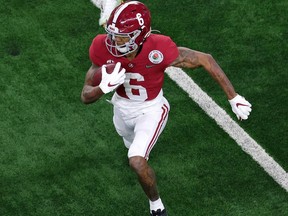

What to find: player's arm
left=170, top=47, right=252, bottom=120
left=171, top=47, right=237, bottom=99
left=81, top=62, right=126, bottom=104
left=81, top=63, right=104, bottom=104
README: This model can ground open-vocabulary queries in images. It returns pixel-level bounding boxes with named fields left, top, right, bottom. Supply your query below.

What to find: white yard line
left=165, top=66, right=288, bottom=192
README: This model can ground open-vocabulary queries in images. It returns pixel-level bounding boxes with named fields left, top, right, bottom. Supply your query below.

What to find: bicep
left=81, top=63, right=103, bottom=103
left=84, top=63, right=100, bottom=86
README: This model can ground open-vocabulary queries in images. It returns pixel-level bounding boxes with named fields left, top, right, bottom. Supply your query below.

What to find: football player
left=81, top=1, right=252, bottom=216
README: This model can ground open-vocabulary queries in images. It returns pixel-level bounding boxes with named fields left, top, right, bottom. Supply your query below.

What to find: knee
left=129, top=156, right=147, bottom=174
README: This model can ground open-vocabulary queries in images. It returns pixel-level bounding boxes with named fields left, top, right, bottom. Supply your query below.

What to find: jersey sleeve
left=89, top=35, right=106, bottom=66
left=89, top=37, right=99, bottom=65
left=160, top=36, right=179, bottom=67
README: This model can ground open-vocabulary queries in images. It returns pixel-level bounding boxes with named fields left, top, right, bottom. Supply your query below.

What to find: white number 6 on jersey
left=124, top=73, right=148, bottom=101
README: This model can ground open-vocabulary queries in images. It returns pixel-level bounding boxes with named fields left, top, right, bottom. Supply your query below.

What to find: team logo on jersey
left=106, top=59, right=115, bottom=64
left=128, top=63, right=134, bottom=68
left=148, top=50, right=164, bottom=64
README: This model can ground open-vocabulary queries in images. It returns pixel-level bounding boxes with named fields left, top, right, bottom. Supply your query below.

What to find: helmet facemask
left=105, top=27, right=142, bottom=57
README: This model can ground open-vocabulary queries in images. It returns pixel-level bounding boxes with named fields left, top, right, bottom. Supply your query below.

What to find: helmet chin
left=116, top=43, right=130, bottom=54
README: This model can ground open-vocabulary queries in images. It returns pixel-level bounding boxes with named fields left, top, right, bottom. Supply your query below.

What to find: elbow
left=81, top=93, right=99, bottom=104
left=81, top=87, right=103, bottom=104
left=205, top=53, right=214, bottom=61
left=203, top=53, right=217, bottom=68
left=81, top=94, right=90, bottom=104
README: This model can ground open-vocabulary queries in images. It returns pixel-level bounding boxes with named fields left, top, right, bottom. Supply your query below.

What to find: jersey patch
left=148, top=50, right=164, bottom=64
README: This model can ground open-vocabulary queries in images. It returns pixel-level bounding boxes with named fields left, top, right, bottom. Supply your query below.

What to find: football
left=92, top=63, right=118, bottom=86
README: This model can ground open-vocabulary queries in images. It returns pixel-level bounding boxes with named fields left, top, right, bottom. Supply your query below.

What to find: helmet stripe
left=112, top=1, right=138, bottom=25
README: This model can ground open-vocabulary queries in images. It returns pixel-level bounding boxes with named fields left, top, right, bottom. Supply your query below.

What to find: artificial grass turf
left=151, top=0, right=288, bottom=170
left=1, top=0, right=287, bottom=215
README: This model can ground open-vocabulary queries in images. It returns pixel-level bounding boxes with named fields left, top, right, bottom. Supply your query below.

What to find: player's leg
left=128, top=100, right=170, bottom=215
left=113, top=105, right=164, bottom=206
left=129, top=156, right=159, bottom=199
left=113, top=106, right=134, bottom=149
left=129, top=156, right=168, bottom=216
left=90, top=0, right=123, bottom=26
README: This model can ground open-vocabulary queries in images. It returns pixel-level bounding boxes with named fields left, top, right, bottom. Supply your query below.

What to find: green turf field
left=1, top=0, right=287, bottom=215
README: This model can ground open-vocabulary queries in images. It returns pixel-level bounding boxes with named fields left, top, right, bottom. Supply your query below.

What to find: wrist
left=99, top=83, right=109, bottom=94
left=228, top=93, right=238, bottom=101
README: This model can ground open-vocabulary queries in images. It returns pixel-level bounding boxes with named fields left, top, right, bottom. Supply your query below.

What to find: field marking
left=165, top=66, right=288, bottom=192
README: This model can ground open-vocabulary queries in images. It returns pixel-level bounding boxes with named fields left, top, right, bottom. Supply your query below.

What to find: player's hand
left=229, top=94, right=252, bottom=120
left=99, top=62, right=126, bottom=94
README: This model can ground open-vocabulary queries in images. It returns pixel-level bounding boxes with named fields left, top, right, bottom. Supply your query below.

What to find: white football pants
left=111, top=91, right=170, bottom=160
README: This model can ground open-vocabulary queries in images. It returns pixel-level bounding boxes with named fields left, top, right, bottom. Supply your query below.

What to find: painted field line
left=165, top=66, right=288, bottom=192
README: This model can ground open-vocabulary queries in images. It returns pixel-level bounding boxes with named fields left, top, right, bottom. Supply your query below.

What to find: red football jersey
left=89, top=34, right=179, bottom=101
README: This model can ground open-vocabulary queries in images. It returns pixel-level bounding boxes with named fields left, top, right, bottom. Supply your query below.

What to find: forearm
left=81, top=85, right=104, bottom=104
left=171, top=47, right=237, bottom=100
left=204, top=55, right=237, bottom=100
